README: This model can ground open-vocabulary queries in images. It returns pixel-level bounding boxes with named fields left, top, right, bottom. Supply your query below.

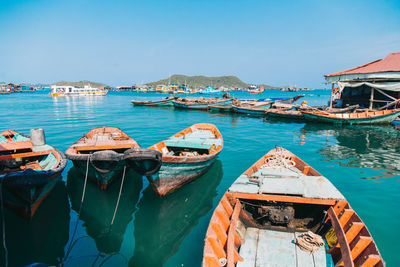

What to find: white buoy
left=30, top=128, right=46, bottom=146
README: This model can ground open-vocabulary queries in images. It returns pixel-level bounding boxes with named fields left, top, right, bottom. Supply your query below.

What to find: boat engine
left=258, top=204, right=294, bottom=226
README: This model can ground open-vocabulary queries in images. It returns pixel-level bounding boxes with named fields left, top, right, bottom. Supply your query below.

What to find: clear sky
left=0, top=0, right=399, bottom=88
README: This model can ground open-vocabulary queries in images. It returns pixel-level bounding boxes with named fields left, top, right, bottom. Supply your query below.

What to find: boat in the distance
left=0, top=129, right=67, bottom=218
left=147, top=123, right=223, bottom=197
left=302, top=109, right=400, bottom=125
left=203, top=147, right=384, bottom=267
left=173, top=97, right=231, bottom=110
left=233, top=96, right=303, bottom=115
left=65, top=127, right=161, bottom=190
left=131, top=96, right=176, bottom=107
left=50, top=84, right=108, bottom=97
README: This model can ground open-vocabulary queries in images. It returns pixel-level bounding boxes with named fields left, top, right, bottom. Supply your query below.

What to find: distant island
left=54, top=80, right=106, bottom=88
left=52, top=76, right=283, bottom=89
left=146, top=74, right=281, bottom=89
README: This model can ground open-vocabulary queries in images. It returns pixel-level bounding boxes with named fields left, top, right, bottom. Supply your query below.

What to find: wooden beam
left=374, top=87, right=397, bottom=101
left=0, top=149, right=52, bottom=160
left=329, top=83, right=334, bottom=108
left=227, top=192, right=337, bottom=205
left=327, top=207, right=354, bottom=267
left=369, top=88, right=374, bottom=110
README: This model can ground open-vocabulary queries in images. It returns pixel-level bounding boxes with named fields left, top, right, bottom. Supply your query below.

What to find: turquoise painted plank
left=301, top=175, right=344, bottom=199
left=229, top=175, right=259, bottom=194
left=259, top=177, right=304, bottom=196
left=237, top=227, right=259, bottom=267
left=152, top=159, right=215, bottom=180
left=256, top=230, right=296, bottom=267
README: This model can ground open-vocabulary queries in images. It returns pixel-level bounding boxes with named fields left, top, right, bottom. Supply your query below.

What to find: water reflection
left=0, top=181, right=70, bottom=266
left=300, top=124, right=400, bottom=179
left=130, top=160, right=223, bottom=267
left=67, top=167, right=142, bottom=253
left=52, top=96, right=106, bottom=121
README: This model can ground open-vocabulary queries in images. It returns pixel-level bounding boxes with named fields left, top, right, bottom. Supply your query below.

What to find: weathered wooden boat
left=209, top=102, right=234, bottom=112
left=148, top=123, right=223, bottom=197
left=266, top=109, right=304, bottom=120
left=65, top=127, right=162, bottom=190
left=233, top=96, right=303, bottom=115
left=131, top=96, right=176, bottom=107
left=173, top=98, right=231, bottom=110
left=203, top=147, right=384, bottom=267
left=302, top=109, right=400, bottom=125
left=0, top=129, right=67, bottom=218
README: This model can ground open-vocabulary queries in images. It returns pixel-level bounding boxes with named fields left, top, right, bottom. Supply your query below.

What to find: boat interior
left=72, top=128, right=138, bottom=155
left=150, top=126, right=223, bottom=157
left=0, top=131, right=57, bottom=172
left=203, top=148, right=384, bottom=267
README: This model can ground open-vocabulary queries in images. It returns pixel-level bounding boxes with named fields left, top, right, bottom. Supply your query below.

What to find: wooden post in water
left=329, top=83, right=334, bottom=109
left=369, top=87, right=374, bottom=110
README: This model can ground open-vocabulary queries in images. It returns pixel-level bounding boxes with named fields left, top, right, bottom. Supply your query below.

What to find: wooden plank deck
left=238, top=228, right=333, bottom=267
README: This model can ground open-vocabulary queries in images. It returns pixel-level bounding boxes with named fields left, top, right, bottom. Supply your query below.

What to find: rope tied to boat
left=262, top=148, right=296, bottom=169
left=294, top=231, right=324, bottom=253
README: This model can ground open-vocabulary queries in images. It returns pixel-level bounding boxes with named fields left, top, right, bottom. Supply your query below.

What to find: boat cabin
left=325, top=52, right=400, bottom=110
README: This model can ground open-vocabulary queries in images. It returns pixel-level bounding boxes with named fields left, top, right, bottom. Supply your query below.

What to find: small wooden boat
left=233, top=96, right=303, bottom=115
left=203, top=147, right=384, bottom=267
left=0, top=129, right=67, bottom=218
left=131, top=96, right=176, bottom=107
left=65, top=127, right=162, bottom=190
left=173, top=98, right=231, bottom=110
left=266, top=109, right=304, bottom=120
left=302, top=109, right=400, bottom=125
left=148, top=123, right=223, bottom=197
left=209, top=102, right=234, bottom=112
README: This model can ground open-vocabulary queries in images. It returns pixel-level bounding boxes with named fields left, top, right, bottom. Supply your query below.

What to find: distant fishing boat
left=131, top=96, right=176, bottom=107
left=50, top=85, right=108, bottom=97
left=148, top=123, right=223, bottom=197
left=173, top=98, right=231, bottom=110
left=65, top=127, right=161, bottom=190
left=302, top=109, right=400, bottom=125
left=266, top=109, right=304, bottom=120
left=203, top=147, right=384, bottom=267
left=233, top=96, right=303, bottom=115
left=0, top=129, right=67, bottom=218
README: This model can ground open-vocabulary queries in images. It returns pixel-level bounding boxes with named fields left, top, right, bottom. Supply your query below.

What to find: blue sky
left=0, top=0, right=399, bottom=88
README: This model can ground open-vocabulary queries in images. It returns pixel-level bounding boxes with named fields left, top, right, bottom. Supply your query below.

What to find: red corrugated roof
left=325, top=52, right=400, bottom=77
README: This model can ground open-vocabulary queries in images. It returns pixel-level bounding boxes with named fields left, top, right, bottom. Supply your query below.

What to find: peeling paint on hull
left=148, top=159, right=217, bottom=197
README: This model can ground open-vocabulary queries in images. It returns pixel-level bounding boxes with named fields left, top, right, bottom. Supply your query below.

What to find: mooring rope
left=0, top=179, right=8, bottom=267
left=90, top=165, right=127, bottom=267
left=61, top=155, right=90, bottom=266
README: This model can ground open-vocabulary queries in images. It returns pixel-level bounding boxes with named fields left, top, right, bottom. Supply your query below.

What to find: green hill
left=146, top=74, right=248, bottom=88
left=53, top=80, right=106, bottom=88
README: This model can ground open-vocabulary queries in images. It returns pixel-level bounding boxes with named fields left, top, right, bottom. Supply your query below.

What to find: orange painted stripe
left=351, top=236, right=372, bottom=260
left=0, top=149, right=52, bottom=160
left=360, top=255, right=381, bottom=267
left=227, top=192, right=337, bottom=205
left=339, top=209, right=355, bottom=227
left=76, top=144, right=135, bottom=151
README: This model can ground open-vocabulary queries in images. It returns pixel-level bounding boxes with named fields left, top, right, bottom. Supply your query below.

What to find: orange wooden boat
left=203, top=147, right=384, bottom=267
left=148, top=123, right=223, bottom=197
left=66, top=126, right=161, bottom=190
left=0, top=129, right=67, bottom=218
left=302, top=109, right=400, bottom=125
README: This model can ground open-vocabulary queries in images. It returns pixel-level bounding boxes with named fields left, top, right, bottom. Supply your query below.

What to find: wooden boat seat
left=0, top=141, right=33, bottom=152
left=237, top=228, right=334, bottom=267
left=75, top=144, right=134, bottom=152
left=0, top=149, right=52, bottom=160
left=229, top=169, right=345, bottom=200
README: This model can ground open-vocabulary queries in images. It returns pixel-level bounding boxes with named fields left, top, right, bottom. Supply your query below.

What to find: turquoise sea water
left=0, top=90, right=399, bottom=266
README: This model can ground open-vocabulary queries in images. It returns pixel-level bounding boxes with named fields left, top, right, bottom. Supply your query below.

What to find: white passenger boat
left=50, top=85, right=108, bottom=97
